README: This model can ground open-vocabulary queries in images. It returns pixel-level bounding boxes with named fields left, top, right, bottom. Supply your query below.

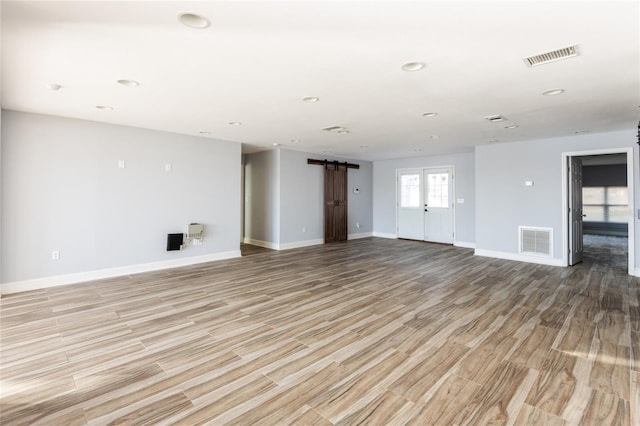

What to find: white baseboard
left=243, top=238, right=278, bottom=250
left=348, top=232, right=373, bottom=240
left=454, top=241, right=476, bottom=249
left=372, top=232, right=397, bottom=239
left=278, top=239, right=324, bottom=250
left=0, top=250, right=242, bottom=295
left=243, top=237, right=324, bottom=251
left=474, top=249, right=564, bottom=267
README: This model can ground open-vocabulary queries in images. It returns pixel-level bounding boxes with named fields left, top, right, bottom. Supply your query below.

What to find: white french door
left=397, top=170, right=423, bottom=240
left=424, top=168, right=454, bottom=243
left=397, top=167, right=454, bottom=244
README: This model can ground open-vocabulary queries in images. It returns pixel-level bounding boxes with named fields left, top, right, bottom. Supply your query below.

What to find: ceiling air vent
left=524, top=45, right=579, bottom=67
left=322, top=125, right=350, bottom=134
left=484, top=115, right=506, bottom=123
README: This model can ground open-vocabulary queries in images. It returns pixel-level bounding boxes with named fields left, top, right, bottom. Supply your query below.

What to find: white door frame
left=561, top=147, right=635, bottom=275
left=396, top=165, right=456, bottom=243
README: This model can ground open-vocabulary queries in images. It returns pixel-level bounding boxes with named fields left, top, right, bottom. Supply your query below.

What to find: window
left=426, top=173, right=449, bottom=208
left=400, top=174, right=420, bottom=207
left=583, top=186, right=629, bottom=223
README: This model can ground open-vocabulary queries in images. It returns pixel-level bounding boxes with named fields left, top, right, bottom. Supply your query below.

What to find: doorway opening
left=562, top=148, right=635, bottom=275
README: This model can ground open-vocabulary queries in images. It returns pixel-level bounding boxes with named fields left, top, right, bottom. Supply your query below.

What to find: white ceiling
left=2, top=1, right=639, bottom=161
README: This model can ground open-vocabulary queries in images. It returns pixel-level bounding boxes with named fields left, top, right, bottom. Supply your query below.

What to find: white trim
left=243, top=237, right=324, bottom=251
left=348, top=232, right=373, bottom=240
left=278, top=239, right=324, bottom=250
left=561, top=147, right=635, bottom=275
left=454, top=241, right=476, bottom=249
left=474, top=249, right=564, bottom=267
left=0, top=250, right=242, bottom=295
left=635, top=268, right=640, bottom=277
left=243, top=237, right=278, bottom=250
left=373, top=232, right=397, bottom=239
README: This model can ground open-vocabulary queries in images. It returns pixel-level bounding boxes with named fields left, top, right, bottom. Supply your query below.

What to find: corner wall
left=372, top=152, right=476, bottom=246
left=244, top=149, right=373, bottom=249
left=244, top=150, right=280, bottom=247
left=1, top=110, right=242, bottom=292
left=475, top=130, right=639, bottom=271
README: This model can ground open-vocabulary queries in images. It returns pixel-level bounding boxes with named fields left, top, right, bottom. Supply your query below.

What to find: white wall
left=372, top=152, right=476, bottom=245
left=244, top=148, right=373, bottom=248
left=244, top=150, right=280, bottom=245
left=475, top=130, right=639, bottom=270
left=279, top=149, right=373, bottom=245
left=1, top=110, right=242, bottom=290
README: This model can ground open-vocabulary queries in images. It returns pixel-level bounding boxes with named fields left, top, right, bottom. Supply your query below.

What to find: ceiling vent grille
left=519, top=226, right=553, bottom=257
left=524, top=45, right=579, bottom=67
left=322, top=125, right=349, bottom=134
left=484, top=115, right=506, bottom=122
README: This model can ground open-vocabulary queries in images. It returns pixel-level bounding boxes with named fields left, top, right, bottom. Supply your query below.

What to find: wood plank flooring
left=1, top=235, right=638, bottom=425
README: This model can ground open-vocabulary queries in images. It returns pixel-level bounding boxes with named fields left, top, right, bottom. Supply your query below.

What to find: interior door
left=569, top=157, right=584, bottom=265
left=423, top=168, right=454, bottom=244
left=397, top=170, right=423, bottom=239
left=324, top=164, right=348, bottom=243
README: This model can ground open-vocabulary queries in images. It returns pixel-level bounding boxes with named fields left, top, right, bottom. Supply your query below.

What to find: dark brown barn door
left=324, top=164, right=348, bottom=243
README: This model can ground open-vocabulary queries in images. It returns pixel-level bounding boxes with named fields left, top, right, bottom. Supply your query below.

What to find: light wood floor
left=1, top=236, right=638, bottom=425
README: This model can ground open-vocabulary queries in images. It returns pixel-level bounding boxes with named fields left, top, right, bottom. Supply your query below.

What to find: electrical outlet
left=118, top=160, right=125, bottom=169
left=302, top=226, right=306, bottom=233
left=51, top=250, right=60, bottom=260
left=356, top=222, right=361, bottom=229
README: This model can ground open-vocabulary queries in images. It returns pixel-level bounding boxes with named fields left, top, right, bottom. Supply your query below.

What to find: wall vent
left=524, top=45, right=579, bottom=67
left=519, top=226, right=553, bottom=256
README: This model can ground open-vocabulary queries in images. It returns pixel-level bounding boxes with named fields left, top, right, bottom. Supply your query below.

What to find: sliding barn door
left=324, top=164, right=348, bottom=243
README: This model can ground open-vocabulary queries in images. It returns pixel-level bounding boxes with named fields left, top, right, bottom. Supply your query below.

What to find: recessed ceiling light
left=322, top=150, right=332, bottom=154
left=574, top=130, right=589, bottom=134
left=199, top=131, right=211, bottom=134
left=178, top=13, right=210, bottom=29
left=401, top=62, right=425, bottom=72
left=291, top=139, right=300, bottom=143
left=229, top=121, right=242, bottom=126
left=96, top=105, right=113, bottom=111
left=504, top=124, right=518, bottom=129
left=117, top=79, right=140, bottom=87
left=542, top=88, right=565, bottom=96
left=337, top=129, right=350, bottom=134
left=302, top=96, right=320, bottom=103
left=488, top=140, right=500, bottom=144
left=359, top=145, right=368, bottom=148
left=422, top=112, right=437, bottom=117
left=272, top=143, right=280, bottom=146
left=44, top=83, right=63, bottom=91
left=428, top=135, right=440, bottom=139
